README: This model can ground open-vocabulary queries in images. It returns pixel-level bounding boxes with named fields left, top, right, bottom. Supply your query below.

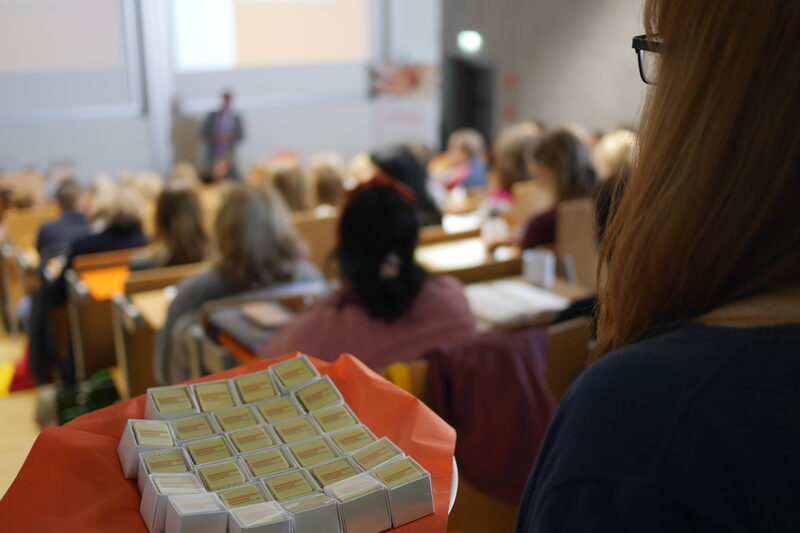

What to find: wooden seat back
left=555, top=198, right=598, bottom=289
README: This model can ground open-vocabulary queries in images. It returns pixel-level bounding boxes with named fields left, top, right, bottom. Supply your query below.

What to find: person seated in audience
left=516, top=0, right=800, bottom=530
left=430, top=128, right=489, bottom=190
left=156, top=184, right=322, bottom=384
left=483, top=122, right=542, bottom=216
left=170, top=161, right=201, bottom=186
left=371, top=146, right=442, bottom=227
left=270, top=161, right=310, bottom=212
left=593, top=128, right=637, bottom=181
left=259, top=176, right=476, bottom=369
left=130, top=182, right=209, bottom=270
left=520, top=129, right=598, bottom=250
left=35, top=179, right=87, bottom=261
left=308, top=152, right=346, bottom=214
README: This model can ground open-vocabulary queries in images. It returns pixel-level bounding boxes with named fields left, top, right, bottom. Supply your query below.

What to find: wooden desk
left=130, top=289, right=171, bottom=331
left=415, top=237, right=522, bottom=284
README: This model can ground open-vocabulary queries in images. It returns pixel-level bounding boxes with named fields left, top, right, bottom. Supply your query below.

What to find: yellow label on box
left=331, top=426, right=375, bottom=453
left=272, top=358, right=316, bottom=388
left=171, top=494, right=223, bottom=514
left=351, top=439, right=402, bottom=470
left=311, top=459, right=359, bottom=487
left=153, top=474, right=204, bottom=495
left=197, top=461, right=247, bottom=491
left=152, top=387, right=193, bottom=413
left=289, top=438, right=337, bottom=468
left=234, top=373, right=277, bottom=403
left=172, top=415, right=216, bottom=441
left=185, top=436, right=232, bottom=465
left=143, top=450, right=189, bottom=475
left=328, top=473, right=383, bottom=502
left=195, top=382, right=235, bottom=412
left=243, top=449, right=291, bottom=478
left=296, top=380, right=339, bottom=412
left=229, top=426, right=273, bottom=453
left=373, top=458, right=425, bottom=489
left=312, top=405, right=357, bottom=432
left=256, top=398, right=303, bottom=424
left=274, top=418, right=319, bottom=444
left=133, top=421, right=174, bottom=447
left=265, top=471, right=314, bottom=501
left=217, top=484, right=267, bottom=509
left=214, top=407, right=257, bottom=432
left=281, top=493, right=335, bottom=513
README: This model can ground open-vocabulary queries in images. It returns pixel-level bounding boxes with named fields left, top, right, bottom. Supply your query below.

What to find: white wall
left=443, top=0, right=647, bottom=137
left=0, top=0, right=442, bottom=181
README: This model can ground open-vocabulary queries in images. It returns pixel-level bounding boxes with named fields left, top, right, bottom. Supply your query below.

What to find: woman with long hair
left=155, top=184, right=321, bottom=384
left=259, top=176, right=475, bottom=369
left=516, top=1, right=800, bottom=530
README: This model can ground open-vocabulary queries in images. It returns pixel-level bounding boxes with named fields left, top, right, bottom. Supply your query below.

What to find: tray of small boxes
left=118, top=355, right=435, bottom=533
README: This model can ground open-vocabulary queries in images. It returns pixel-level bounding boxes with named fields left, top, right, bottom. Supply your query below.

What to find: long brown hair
left=528, top=129, right=597, bottom=201
left=154, top=183, right=209, bottom=265
left=214, top=184, right=307, bottom=289
left=594, top=0, right=800, bottom=358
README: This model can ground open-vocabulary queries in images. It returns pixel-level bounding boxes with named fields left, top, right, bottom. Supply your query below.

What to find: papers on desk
left=465, top=279, right=569, bottom=328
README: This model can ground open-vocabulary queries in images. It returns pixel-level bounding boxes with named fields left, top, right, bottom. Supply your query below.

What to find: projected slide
left=173, top=0, right=369, bottom=72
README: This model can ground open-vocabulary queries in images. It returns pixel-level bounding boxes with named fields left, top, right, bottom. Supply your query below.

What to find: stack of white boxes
left=117, top=355, right=435, bottom=533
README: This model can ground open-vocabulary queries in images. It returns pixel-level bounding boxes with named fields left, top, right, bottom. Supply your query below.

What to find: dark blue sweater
left=516, top=322, right=800, bottom=532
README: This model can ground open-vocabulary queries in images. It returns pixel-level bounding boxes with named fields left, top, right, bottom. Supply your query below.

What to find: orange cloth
left=79, top=266, right=130, bottom=301
left=0, top=353, right=455, bottom=532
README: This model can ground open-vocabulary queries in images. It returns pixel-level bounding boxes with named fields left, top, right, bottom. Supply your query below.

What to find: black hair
left=370, top=146, right=442, bottom=227
left=338, top=185, right=427, bottom=321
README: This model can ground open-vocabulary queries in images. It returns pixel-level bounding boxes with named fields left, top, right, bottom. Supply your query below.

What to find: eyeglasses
left=632, top=34, right=662, bottom=85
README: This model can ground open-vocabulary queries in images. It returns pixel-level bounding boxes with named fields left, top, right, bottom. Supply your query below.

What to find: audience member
left=35, top=179, right=88, bottom=261
left=270, top=161, right=310, bottom=212
left=432, top=128, right=489, bottom=190
left=520, top=129, right=598, bottom=250
left=594, top=128, right=637, bottom=181
left=308, top=152, right=346, bottom=209
left=260, top=177, right=476, bottom=369
left=484, top=122, right=542, bottom=215
left=170, top=161, right=201, bottom=186
left=371, top=146, right=442, bottom=227
left=516, top=0, right=800, bottom=530
left=131, top=182, right=209, bottom=270
left=155, top=184, right=321, bottom=384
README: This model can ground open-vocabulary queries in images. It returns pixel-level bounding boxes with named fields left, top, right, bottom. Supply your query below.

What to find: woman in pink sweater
left=260, top=177, right=476, bottom=370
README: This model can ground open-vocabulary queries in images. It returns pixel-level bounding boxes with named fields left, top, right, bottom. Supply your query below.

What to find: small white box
left=280, top=493, right=342, bottom=533
left=211, top=404, right=260, bottom=433
left=170, top=414, right=221, bottom=443
left=325, top=473, right=391, bottom=533
left=228, top=502, right=293, bottom=533
left=191, top=380, right=240, bottom=413
left=269, top=355, right=320, bottom=392
left=231, top=371, right=281, bottom=404
left=118, top=419, right=176, bottom=478
left=253, top=396, right=306, bottom=425
left=292, top=376, right=343, bottom=413
left=309, top=456, right=362, bottom=489
left=287, top=436, right=340, bottom=469
left=310, top=403, right=360, bottom=433
left=260, top=469, right=320, bottom=502
left=214, top=482, right=271, bottom=509
left=328, top=425, right=378, bottom=454
left=371, top=457, right=434, bottom=527
left=146, top=386, right=199, bottom=421
left=165, top=493, right=228, bottom=533
left=194, top=458, right=251, bottom=492
left=272, top=415, right=323, bottom=445
left=138, top=447, right=193, bottom=493
left=184, top=434, right=237, bottom=466
left=227, top=424, right=280, bottom=454
left=240, top=447, right=297, bottom=480
left=349, top=438, right=404, bottom=471
left=140, top=473, right=205, bottom=533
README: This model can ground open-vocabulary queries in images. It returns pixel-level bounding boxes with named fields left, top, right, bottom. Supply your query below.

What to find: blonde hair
left=309, top=152, right=346, bottom=207
left=448, top=128, right=486, bottom=160
left=270, top=162, right=310, bottom=211
left=595, top=0, right=800, bottom=358
left=170, top=161, right=200, bottom=186
left=594, top=129, right=637, bottom=180
left=214, top=184, right=306, bottom=289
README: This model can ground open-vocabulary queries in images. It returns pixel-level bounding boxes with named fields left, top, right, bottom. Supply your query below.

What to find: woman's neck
left=699, top=285, right=800, bottom=327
